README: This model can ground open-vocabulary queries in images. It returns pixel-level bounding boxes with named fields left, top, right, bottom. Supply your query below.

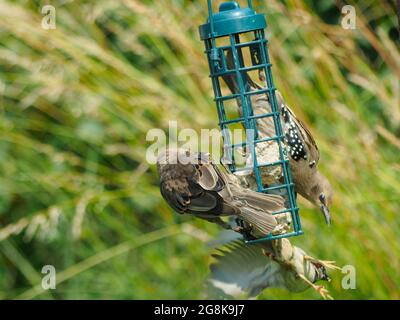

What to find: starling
left=209, top=236, right=340, bottom=299
left=157, top=148, right=287, bottom=237
left=222, top=50, right=333, bottom=225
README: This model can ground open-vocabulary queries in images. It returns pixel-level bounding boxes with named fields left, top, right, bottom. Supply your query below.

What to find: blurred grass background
left=0, top=0, right=399, bottom=299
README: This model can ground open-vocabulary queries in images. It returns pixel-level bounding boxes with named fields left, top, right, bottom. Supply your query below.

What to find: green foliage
left=0, top=0, right=399, bottom=299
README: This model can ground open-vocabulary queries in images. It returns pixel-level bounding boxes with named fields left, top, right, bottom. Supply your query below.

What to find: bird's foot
left=304, top=255, right=341, bottom=271
left=232, top=226, right=244, bottom=233
left=298, top=274, right=333, bottom=300
left=272, top=224, right=287, bottom=235
left=314, top=284, right=333, bottom=300
left=232, top=225, right=254, bottom=241
left=272, top=213, right=292, bottom=235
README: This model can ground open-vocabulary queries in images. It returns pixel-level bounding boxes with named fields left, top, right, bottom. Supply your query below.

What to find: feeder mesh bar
left=201, top=1, right=303, bottom=242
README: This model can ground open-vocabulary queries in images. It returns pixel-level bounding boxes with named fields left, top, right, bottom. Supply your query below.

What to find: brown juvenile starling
left=157, top=148, right=287, bottom=237
left=222, top=51, right=333, bottom=225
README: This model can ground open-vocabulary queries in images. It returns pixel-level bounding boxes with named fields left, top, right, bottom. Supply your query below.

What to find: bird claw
left=298, top=273, right=334, bottom=300
left=314, top=285, right=333, bottom=300
left=304, top=256, right=341, bottom=271
left=271, top=224, right=287, bottom=235
left=321, top=261, right=341, bottom=271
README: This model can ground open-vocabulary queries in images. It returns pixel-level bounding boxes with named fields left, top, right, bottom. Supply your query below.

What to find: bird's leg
left=232, top=226, right=245, bottom=233
left=297, top=273, right=333, bottom=300
left=233, top=218, right=245, bottom=234
left=304, top=255, right=341, bottom=271
left=233, top=219, right=254, bottom=241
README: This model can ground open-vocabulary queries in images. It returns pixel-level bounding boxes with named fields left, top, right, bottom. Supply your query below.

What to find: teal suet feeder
left=199, top=0, right=303, bottom=243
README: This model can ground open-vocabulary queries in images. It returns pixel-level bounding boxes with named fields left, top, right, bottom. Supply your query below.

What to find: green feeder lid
left=199, top=1, right=266, bottom=40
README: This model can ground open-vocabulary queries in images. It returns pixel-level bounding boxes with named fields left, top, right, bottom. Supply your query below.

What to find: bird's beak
left=319, top=193, right=331, bottom=226
left=320, top=204, right=331, bottom=226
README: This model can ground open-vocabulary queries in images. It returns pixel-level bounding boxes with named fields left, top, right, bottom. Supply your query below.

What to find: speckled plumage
left=282, top=105, right=307, bottom=161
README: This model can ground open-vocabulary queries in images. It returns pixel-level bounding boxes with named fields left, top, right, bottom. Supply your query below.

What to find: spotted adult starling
left=209, top=236, right=339, bottom=299
left=157, top=148, right=287, bottom=237
left=222, top=51, right=333, bottom=225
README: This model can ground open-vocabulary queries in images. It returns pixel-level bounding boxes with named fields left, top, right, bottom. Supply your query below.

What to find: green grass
left=0, top=0, right=399, bottom=299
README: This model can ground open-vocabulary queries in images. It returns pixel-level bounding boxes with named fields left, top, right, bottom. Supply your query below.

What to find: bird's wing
left=234, top=186, right=285, bottom=212
left=220, top=167, right=285, bottom=236
left=159, top=156, right=283, bottom=234
left=159, top=164, right=239, bottom=218
left=282, top=104, right=320, bottom=164
left=208, top=240, right=286, bottom=298
left=223, top=50, right=320, bottom=165
left=195, top=162, right=225, bottom=192
left=160, top=178, right=215, bottom=213
left=195, top=162, right=284, bottom=235
left=295, top=116, right=320, bottom=164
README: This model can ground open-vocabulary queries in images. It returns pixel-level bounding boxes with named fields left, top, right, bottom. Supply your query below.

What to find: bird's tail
left=238, top=206, right=277, bottom=236
left=222, top=50, right=262, bottom=94
left=232, top=187, right=285, bottom=236
left=222, top=50, right=286, bottom=108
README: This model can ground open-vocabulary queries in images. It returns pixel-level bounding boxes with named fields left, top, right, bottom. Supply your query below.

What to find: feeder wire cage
left=199, top=0, right=303, bottom=243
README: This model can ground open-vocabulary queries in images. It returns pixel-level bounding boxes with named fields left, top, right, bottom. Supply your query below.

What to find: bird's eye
left=319, top=193, right=326, bottom=203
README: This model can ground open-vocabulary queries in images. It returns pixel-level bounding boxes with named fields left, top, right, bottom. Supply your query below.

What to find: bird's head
left=157, top=148, right=210, bottom=164
left=156, top=148, right=212, bottom=177
left=309, top=173, right=333, bottom=226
